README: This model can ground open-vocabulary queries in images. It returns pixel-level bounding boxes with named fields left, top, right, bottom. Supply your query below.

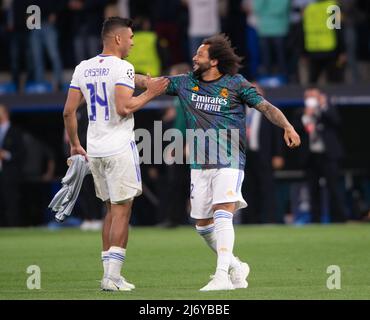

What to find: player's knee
left=213, top=202, right=236, bottom=213
left=196, top=218, right=214, bottom=227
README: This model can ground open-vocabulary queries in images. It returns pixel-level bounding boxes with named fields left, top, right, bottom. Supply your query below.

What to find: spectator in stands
left=104, top=0, right=130, bottom=19
left=4, top=0, right=33, bottom=91
left=241, top=83, right=285, bottom=223
left=302, top=0, right=347, bottom=84
left=339, top=0, right=362, bottom=83
left=29, top=0, right=64, bottom=91
left=22, top=132, right=56, bottom=226
left=152, top=0, right=186, bottom=66
left=253, top=0, right=290, bottom=78
left=68, top=0, right=106, bottom=64
left=286, top=0, right=314, bottom=83
left=241, top=0, right=260, bottom=80
left=293, top=88, right=347, bottom=223
left=184, top=0, right=224, bottom=59
left=0, top=104, right=25, bottom=226
left=126, top=16, right=163, bottom=77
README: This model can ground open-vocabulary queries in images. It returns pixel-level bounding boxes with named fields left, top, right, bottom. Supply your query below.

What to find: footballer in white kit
left=70, top=54, right=142, bottom=204
left=64, top=17, right=168, bottom=292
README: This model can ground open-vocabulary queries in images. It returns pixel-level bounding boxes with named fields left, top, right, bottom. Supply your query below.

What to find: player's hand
left=147, top=75, right=169, bottom=97
left=70, top=145, right=88, bottom=161
left=284, top=126, right=301, bottom=149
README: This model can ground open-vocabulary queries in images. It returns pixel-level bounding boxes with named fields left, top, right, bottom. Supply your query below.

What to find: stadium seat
left=61, top=82, right=70, bottom=93
left=24, top=81, right=53, bottom=94
left=256, top=75, right=287, bottom=88
left=0, top=82, right=17, bottom=95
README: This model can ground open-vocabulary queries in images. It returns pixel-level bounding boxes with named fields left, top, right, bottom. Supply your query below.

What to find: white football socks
left=101, top=251, right=109, bottom=278
left=106, top=246, right=126, bottom=282
left=214, top=210, right=235, bottom=278
left=196, top=216, right=240, bottom=272
left=196, top=223, right=217, bottom=252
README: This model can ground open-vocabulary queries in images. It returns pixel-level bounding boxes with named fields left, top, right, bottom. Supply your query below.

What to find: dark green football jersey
left=166, top=72, right=263, bottom=169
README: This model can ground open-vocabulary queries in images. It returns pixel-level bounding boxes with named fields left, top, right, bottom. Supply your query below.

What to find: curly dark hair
left=202, top=34, right=243, bottom=75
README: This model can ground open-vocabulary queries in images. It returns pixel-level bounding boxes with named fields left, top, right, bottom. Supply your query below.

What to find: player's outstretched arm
left=135, top=74, right=168, bottom=90
left=116, top=76, right=169, bottom=116
left=254, top=99, right=301, bottom=148
left=63, top=89, right=88, bottom=158
left=134, top=74, right=149, bottom=89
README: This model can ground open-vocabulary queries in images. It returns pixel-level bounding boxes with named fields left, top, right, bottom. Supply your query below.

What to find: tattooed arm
left=254, top=99, right=292, bottom=128
left=254, top=99, right=301, bottom=148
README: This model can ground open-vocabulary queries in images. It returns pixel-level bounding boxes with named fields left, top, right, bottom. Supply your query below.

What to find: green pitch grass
left=0, top=224, right=369, bottom=300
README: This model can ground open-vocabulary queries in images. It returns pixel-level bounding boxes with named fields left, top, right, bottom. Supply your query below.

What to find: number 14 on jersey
left=86, top=82, right=109, bottom=121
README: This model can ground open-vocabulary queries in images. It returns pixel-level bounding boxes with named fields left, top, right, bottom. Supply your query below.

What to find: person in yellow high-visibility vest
left=126, top=17, right=162, bottom=77
left=302, top=0, right=347, bottom=83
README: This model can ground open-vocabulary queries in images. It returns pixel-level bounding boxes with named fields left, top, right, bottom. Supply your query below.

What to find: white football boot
left=199, top=273, right=235, bottom=292
left=101, top=276, right=135, bottom=291
left=229, top=258, right=250, bottom=289
left=119, top=276, right=135, bottom=290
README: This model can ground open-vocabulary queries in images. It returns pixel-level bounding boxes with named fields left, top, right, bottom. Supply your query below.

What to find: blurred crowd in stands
left=0, top=0, right=370, bottom=92
left=0, top=0, right=370, bottom=228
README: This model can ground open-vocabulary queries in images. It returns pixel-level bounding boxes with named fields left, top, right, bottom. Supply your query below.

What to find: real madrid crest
left=220, top=88, right=229, bottom=98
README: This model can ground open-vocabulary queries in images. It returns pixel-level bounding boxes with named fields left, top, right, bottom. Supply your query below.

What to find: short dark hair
left=101, top=17, right=133, bottom=41
left=202, top=34, right=243, bottom=75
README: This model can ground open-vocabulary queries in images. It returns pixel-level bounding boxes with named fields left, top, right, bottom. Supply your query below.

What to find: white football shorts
left=190, top=168, right=247, bottom=219
left=89, top=141, right=142, bottom=204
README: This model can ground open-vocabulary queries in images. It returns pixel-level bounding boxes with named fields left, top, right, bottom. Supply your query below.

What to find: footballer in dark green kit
left=137, top=33, right=301, bottom=291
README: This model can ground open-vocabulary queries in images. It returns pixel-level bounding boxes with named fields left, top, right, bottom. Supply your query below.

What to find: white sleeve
left=116, top=61, right=135, bottom=90
left=70, top=64, right=81, bottom=90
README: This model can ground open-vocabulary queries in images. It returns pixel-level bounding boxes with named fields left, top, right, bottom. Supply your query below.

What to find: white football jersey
left=70, top=54, right=135, bottom=157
